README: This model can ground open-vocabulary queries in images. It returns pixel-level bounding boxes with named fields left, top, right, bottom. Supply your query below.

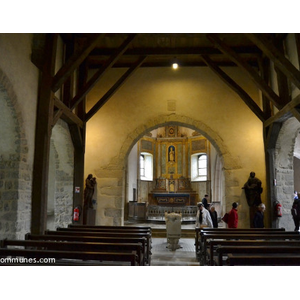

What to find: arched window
left=198, top=154, right=207, bottom=178
left=191, top=153, right=207, bottom=181
left=140, top=152, right=153, bottom=181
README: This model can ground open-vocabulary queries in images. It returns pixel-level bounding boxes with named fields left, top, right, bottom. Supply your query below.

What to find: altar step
left=151, top=228, right=195, bottom=238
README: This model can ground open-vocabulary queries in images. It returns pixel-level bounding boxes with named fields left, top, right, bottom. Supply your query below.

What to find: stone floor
left=151, top=237, right=199, bottom=266
left=125, top=220, right=199, bottom=266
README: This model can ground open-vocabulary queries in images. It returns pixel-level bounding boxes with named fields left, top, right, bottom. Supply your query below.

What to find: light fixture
left=172, top=57, right=179, bottom=69
left=172, top=62, right=178, bottom=69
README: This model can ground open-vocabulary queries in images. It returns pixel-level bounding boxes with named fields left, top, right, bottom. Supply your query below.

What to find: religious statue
left=242, top=171, right=263, bottom=227
left=168, top=146, right=175, bottom=162
left=242, top=172, right=263, bottom=207
left=84, top=174, right=96, bottom=209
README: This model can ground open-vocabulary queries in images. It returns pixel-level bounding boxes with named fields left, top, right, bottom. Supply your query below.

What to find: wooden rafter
left=52, top=34, right=105, bottom=93
left=85, top=56, right=147, bottom=122
left=246, top=33, right=300, bottom=91
left=264, top=93, right=300, bottom=127
left=258, top=57, right=272, bottom=119
left=201, top=55, right=266, bottom=122
left=206, top=34, right=284, bottom=110
left=264, top=121, right=282, bottom=150
left=70, top=34, right=138, bottom=111
left=53, top=96, right=84, bottom=127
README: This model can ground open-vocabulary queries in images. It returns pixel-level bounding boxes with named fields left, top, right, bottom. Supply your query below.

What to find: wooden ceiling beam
left=264, top=121, right=282, bottom=150
left=52, top=34, right=105, bottom=93
left=246, top=33, right=300, bottom=90
left=89, top=46, right=262, bottom=56
left=201, top=55, right=266, bottom=122
left=264, top=93, right=300, bottom=127
left=53, top=96, right=84, bottom=127
left=206, top=34, right=284, bottom=110
left=85, top=56, right=147, bottom=122
left=70, top=34, right=138, bottom=111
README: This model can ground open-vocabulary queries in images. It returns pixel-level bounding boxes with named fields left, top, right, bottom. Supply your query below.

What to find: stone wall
left=0, top=73, right=31, bottom=239
left=49, top=120, right=74, bottom=229
left=275, top=117, right=300, bottom=230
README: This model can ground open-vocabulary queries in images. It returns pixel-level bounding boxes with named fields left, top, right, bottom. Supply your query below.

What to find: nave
left=133, top=222, right=199, bottom=266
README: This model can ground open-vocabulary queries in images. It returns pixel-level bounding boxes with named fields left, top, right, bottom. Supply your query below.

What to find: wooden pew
left=51, top=229, right=151, bottom=259
left=60, top=226, right=151, bottom=233
left=51, top=228, right=152, bottom=264
left=26, top=233, right=150, bottom=265
left=200, top=232, right=300, bottom=265
left=216, top=244, right=300, bottom=266
left=0, top=248, right=139, bottom=266
left=208, top=239, right=300, bottom=266
left=195, top=227, right=285, bottom=256
left=68, top=224, right=151, bottom=231
left=1, top=239, right=145, bottom=266
left=227, top=253, right=300, bottom=266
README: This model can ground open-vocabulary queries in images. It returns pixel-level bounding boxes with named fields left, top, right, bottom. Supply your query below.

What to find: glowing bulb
left=172, top=63, right=178, bottom=69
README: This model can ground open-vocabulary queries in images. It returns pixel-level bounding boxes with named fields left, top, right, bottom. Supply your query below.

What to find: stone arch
left=47, top=119, right=74, bottom=230
left=275, top=117, right=300, bottom=230
left=0, top=68, right=31, bottom=239
left=95, top=114, right=242, bottom=226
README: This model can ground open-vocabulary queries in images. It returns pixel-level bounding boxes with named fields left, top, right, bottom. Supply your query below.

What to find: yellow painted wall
left=85, top=67, right=266, bottom=227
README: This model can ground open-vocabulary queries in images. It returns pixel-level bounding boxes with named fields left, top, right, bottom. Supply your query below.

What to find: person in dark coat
left=208, top=204, right=218, bottom=228
left=253, top=203, right=265, bottom=228
left=202, top=194, right=209, bottom=209
left=292, top=193, right=300, bottom=231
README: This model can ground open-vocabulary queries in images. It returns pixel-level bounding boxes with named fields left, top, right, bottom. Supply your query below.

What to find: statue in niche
left=168, top=146, right=175, bottom=163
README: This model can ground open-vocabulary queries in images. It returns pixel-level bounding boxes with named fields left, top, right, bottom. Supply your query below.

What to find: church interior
left=1, top=30, right=300, bottom=276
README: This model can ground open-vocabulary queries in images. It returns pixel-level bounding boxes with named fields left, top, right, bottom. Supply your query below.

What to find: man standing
left=253, top=203, right=266, bottom=228
left=195, top=202, right=213, bottom=228
left=292, top=194, right=300, bottom=231
left=201, top=194, right=209, bottom=209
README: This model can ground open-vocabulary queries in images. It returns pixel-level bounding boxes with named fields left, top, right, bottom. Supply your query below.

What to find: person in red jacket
left=228, top=202, right=239, bottom=228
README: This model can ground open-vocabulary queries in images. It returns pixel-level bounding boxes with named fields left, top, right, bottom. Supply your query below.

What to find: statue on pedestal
left=242, top=171, right=263, bottom=227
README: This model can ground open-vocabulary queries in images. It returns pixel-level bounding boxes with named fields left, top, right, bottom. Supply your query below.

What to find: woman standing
left=228, top=202, right=239, bottom=228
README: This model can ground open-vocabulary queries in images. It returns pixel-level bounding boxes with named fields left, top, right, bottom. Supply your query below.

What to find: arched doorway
left=274, top=117, right=300, bottom=230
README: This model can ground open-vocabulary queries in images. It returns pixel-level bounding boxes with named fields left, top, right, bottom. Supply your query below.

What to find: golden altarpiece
left=128, top=126, right=211, bottom=221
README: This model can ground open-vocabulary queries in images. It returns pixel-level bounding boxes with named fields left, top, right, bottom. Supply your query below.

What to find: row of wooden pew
left=195, top=227, right=300, bottom=266
left=0, top=224, right=152, bottom=266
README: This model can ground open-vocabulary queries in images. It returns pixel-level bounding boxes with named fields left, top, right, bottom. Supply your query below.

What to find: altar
left=147, top=176, right=198, bottom=221
left=148, top=193, right=197, bottom=206
left=148, top=176, right=198, bottom=206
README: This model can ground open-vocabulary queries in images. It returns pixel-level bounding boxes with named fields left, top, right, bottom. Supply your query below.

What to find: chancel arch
left=93, top=114, right=246, bottom=226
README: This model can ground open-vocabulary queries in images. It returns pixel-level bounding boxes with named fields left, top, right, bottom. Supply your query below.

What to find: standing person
left=291, top=194, right=300, bottom=231
left=195, top=202, right=213, bottom=228
left=209, top=205, right=218, bottom=228
left=83, top=174, right=97, bottom=224
left=294, top=191, right=298, bottom=200
left=253, top=203, right=266, bottom=228
left=227, top=202, right=239, bottom=228
left=202, top=194, right=209, bottom=209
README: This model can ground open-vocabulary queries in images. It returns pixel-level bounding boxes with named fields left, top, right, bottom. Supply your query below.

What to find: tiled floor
left=151, top=237, right=199, bottom=266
